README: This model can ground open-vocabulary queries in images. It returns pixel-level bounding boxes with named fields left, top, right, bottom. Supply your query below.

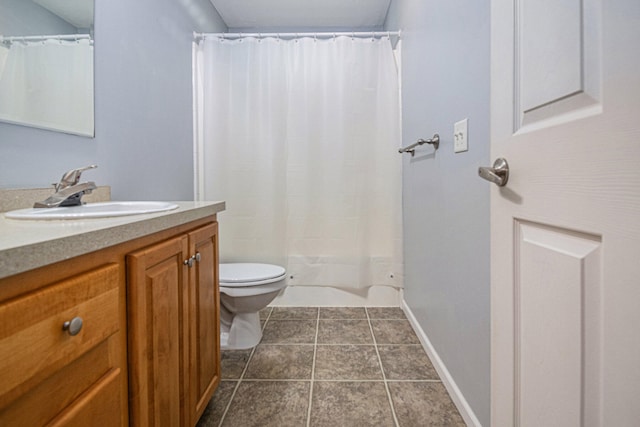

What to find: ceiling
left=26, top=0, right=389, bottom=33
left=33, top=0, right=93, bottom=29
left=209, top=0, right=392, bottom=30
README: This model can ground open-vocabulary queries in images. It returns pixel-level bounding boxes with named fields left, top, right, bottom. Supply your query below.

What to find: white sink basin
left=5, top=201, right=179, bottom=220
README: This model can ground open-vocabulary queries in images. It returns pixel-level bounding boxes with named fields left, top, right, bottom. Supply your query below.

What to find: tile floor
left=197, top=307, right=466, bottom=427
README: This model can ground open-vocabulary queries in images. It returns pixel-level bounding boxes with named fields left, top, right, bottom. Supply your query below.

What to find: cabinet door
left=127, top=236, right=190, bottom=427
left=188, top=223, right=220, bottom=425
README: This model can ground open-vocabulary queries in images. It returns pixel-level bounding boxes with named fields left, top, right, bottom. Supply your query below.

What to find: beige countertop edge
left=0, top=201, right=225, bottom=280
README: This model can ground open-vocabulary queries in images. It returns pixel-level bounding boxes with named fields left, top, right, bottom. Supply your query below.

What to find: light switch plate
left=454, top=118, right=468, bottom=153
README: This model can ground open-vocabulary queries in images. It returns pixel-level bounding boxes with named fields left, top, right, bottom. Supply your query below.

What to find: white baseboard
left=271, top=285, right=402, bottom=307
left=401, top=300, right=482, bottom=427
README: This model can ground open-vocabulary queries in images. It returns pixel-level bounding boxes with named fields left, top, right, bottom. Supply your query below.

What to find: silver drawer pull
left=195, top=252, right=201, bottom=263
left=62, top=317, right=83, bottom=336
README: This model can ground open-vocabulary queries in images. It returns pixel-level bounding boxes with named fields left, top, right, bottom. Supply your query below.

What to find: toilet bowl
left=219, top=263, right=286, bottom=350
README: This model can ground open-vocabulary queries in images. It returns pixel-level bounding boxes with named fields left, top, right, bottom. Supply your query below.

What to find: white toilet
left=219, top=263, right=287, bottom=350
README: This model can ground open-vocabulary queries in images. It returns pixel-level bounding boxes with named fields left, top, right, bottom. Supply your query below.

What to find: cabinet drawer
left=48, top=368, right=122, bottom=427
left=0, top=340, right=117, bottom=427
left=0, top=264, right=120, bottom=407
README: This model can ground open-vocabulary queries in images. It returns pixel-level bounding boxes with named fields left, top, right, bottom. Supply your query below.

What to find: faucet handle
left=56, top=165, right=97, bottom=191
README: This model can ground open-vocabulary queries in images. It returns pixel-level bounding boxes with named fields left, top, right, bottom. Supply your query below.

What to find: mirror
left=0, top=0, right=94, bottom=137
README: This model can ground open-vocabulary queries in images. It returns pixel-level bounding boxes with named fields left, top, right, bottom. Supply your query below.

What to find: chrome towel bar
left=398, top=134, right=440, bottom=156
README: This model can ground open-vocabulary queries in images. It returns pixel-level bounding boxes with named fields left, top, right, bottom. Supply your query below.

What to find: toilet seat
left=220, top=263, right=286, bottom=287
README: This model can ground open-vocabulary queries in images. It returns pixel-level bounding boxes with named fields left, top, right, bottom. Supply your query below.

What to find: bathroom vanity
left=0, top=201, right=225, bottom=426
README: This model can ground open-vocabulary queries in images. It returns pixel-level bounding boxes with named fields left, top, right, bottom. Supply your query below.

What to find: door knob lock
left=478, top=158, right=509, bottom=187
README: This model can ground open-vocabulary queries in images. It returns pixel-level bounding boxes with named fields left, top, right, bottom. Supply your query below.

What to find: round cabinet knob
left=62, top=317, right=83, bottom=336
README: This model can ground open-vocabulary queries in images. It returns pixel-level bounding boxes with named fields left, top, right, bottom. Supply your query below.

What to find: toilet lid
left=219, top=263, right=286, bottom=286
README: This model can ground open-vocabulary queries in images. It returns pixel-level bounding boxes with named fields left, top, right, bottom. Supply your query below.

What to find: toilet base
left=220, top=311, right=263, bottom=350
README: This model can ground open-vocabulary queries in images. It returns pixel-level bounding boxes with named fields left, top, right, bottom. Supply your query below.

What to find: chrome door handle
left=478, top=158, right=509, bottom=187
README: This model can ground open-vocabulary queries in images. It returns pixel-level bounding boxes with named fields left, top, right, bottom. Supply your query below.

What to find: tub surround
left=0, top=200, right=225, bottom=280
left=272, top=283, right=402, bottom=307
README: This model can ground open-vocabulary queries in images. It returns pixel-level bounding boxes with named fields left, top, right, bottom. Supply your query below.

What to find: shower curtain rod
left=194, top=30, right=401, bottom=41
left=1, top=34, right=92, bottom=45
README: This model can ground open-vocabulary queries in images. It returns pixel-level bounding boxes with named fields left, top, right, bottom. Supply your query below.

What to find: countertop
left=0, top=201, right=225, bottom=280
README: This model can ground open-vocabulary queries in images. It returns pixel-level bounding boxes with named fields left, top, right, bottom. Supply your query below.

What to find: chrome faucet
left=54, top=164, right=97, bottom=192
left=34, top=165, right=98, bottom=208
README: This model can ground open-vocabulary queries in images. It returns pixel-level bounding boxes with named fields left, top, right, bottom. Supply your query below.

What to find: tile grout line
left=216, top=308, right=271, bottom=427
left=232, top=378, right=442, bottom=383
left=216, top=351, right=251, bottom=427
left=306, top=308, right=320, bottom=427
left=252, top=342, right=423, bottom=346
left=366, top=307, right=401, bottom=427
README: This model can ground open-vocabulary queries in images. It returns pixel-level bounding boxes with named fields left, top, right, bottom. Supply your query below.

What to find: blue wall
left=0, top=0, right=226, bottom=200
left=386, top=1, right=491, bottom=424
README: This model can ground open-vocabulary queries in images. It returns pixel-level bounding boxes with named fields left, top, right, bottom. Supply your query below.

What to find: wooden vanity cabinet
left=127, top=222, right=221, bottom=427
left=0, top=215, right=221, bottom=427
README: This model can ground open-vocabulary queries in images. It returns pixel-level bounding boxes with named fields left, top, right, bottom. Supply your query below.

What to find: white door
left=488, top=1, right=640, bottom=426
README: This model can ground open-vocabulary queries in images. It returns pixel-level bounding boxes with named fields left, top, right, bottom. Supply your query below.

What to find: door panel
left=520, top=0, right=582, bottom=112
left=515, top=221, right=601, bottom=427
left=515, top=0, right=602, bottom=130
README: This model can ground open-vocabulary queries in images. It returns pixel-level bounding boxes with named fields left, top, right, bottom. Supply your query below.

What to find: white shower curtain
left=0, top=45, right=8, bottom=77
left=0, top=38, right=93, bottom=136
left=194, top=35, right=402, bottom=289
